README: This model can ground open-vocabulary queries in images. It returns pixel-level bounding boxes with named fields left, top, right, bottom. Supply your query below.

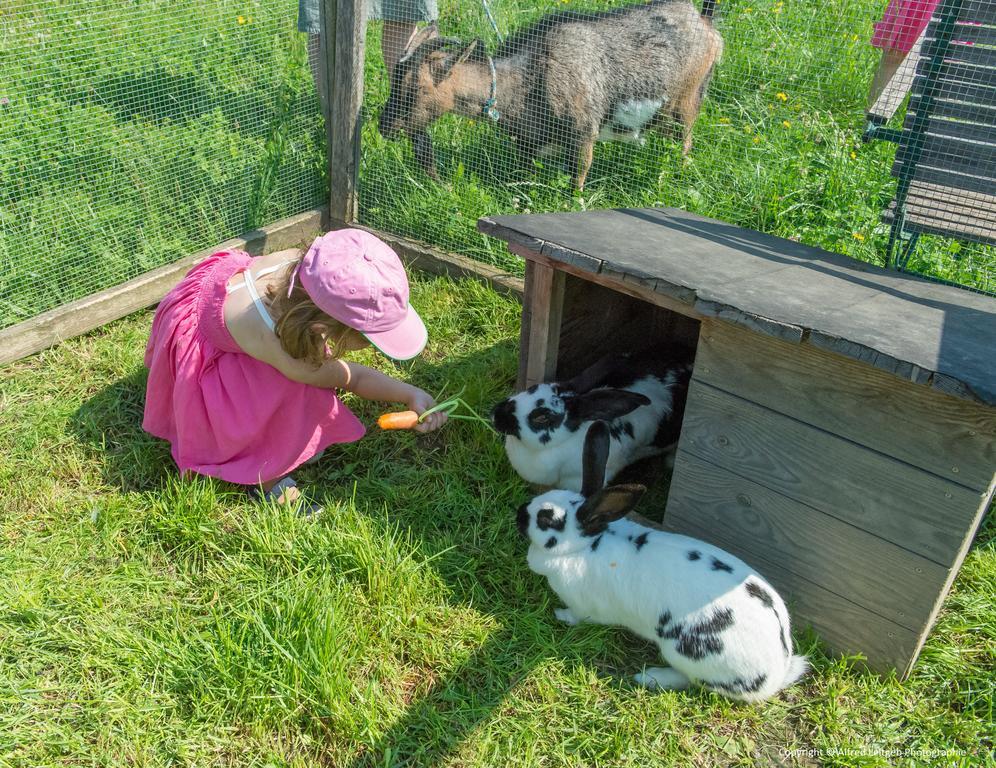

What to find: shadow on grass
left=69, top=367, right=176, bottom=493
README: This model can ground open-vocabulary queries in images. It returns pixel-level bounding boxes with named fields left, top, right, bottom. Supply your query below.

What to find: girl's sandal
left=249, top=476, right=324, bottom=518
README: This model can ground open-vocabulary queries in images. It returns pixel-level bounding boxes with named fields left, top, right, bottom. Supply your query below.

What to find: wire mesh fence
left=0, top=0, right=326, bottom=330
left=2, top=0, right=992, bottom=338
left=357, top=0, right=995, bottom=292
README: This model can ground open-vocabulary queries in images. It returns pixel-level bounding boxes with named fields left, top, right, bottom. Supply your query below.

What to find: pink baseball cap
left=294, top=229, right=427, bottom=360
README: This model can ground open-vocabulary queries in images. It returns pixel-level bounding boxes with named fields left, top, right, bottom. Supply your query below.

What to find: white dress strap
left=243, top=268, right=276, bottom=332
left=226, top=259, right=293, bottom=294
left=225, top=259, right=296, bottom=332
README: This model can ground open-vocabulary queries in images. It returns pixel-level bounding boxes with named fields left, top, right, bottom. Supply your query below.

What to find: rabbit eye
left=528, top=407, right=560, bottom=431
left=537, top=505, right=565, bottom=532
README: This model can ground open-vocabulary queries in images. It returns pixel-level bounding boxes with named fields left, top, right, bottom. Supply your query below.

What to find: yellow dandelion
left=772, top=5, right=782, bottom=13
left=852, top=34, right=858, bottom=42
left=719, top=117, right=731, bottom=124
left=850, top=151, right=857, bottom=160
left=753, top=135, right=761, bottom=144
left=744, top=6, right=752, bottom=12
left=782, top=120, right=791, bottom=128
left=237, top=15, right=246, bottom=24
left=852, top=232, right=865, bottom=241
left=776, top=92, right=788, bottom=101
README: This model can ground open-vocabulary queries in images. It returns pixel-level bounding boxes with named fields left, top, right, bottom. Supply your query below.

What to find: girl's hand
left=408, top=387, right=448, bottom=433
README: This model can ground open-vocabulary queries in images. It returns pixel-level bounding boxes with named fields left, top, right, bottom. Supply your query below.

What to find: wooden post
left=520, top=262, right=565, bottom=389
left=322, top=0, right=367, bottom=226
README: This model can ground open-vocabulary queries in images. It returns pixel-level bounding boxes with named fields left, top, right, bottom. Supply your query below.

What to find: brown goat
left=379, top=2, right=723, bottom=189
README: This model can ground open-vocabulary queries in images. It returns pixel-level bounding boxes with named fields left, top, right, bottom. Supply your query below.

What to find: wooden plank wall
left=664, top=320, right=995, bottom=676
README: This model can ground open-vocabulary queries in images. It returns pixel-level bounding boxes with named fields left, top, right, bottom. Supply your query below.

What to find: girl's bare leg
left=260, top=477, right=301, bottom=504
left=867, top=48, right=907, bottom=110
left=382, top=21, right=419, bottom=76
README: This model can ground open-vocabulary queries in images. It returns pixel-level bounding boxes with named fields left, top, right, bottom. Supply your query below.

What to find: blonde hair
left=266, top=262, right=360, bottom=367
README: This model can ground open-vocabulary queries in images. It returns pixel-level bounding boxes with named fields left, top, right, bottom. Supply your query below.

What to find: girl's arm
left=256, top=340, right=446, bottom=431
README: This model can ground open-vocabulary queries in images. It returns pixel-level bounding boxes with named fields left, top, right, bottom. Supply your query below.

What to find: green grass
left=2, top=274, right=993, bottom=766
left=358, top=0, right=995, bottom=291
left=0, top=0, right=325, bottom=329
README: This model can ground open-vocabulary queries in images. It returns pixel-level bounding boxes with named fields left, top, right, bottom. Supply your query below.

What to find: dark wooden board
left=517, top=262, right=536, bottom=389
left=936, top=22, right=996, bottom=47
left=882, top=180, right=996, bottom=244
left=917, top=115, right=996, bottom=146
left=899, top=180, right=996, bottom=218
left=508, top=242, right=702, bottom=320
left=918, top=73, right=996, bottom=105
left=892, top=157, right=996, bottom=196
left=890, top=212, right=996, bottom=245
left=479, top=207, right=996, bottom=406
left=522, top=262, right=565, bottom=387
left=941, top=40, right=996, bottom=69
left=955, top=0, right=996, bottom=26
left=885, top=200, right=996, bottom=245
left=666, top=452, right=947, bottom=632
left=909, top=95, right=996, bottom=127
left=678, top=379, right=984, bottom=566
left=950, top=80, right=996, bottom=111
left=898, top=193, right=996, bottom=230
left=658, top=510, right=921, bottom=674
left=916, top=58, right=996, bottom=90
left=896, top=135, right=996, bottom=183
left=694, top=320, right=996, bottom=491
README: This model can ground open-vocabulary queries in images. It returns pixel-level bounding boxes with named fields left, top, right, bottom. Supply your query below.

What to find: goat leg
left=410, top=129, right=440, bottom=181
left=570, top=137, right=595, bottom=191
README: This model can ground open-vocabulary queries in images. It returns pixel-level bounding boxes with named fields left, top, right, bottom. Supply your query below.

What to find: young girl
left=143, top=229, right=446, bottom=515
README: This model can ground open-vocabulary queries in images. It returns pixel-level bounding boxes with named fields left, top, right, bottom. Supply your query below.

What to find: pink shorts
left=871, top=0, right=941, bottom=53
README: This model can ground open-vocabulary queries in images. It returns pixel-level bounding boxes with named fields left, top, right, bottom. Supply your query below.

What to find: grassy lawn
left=1, top=273, right=993, bottom=766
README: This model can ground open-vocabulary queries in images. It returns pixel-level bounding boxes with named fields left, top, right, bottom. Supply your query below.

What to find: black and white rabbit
left=492, top=351, right=691, bottom=492
left=516, top=421, right=810, bottom=702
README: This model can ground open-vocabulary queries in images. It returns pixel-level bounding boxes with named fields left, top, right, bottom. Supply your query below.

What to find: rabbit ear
left=564, top=353, right=631, bottom=394
left=581, top=421, right=610, bottom=496
left=576, top=484, right=646, bottom=536
left=567, top=389, right=650, bottom=422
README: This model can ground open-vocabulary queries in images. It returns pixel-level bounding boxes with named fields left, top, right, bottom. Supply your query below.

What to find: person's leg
left=255, top=476, right=324, bottom=517
left=867, top=47, right=908, bottom=111
left=381, top=20, right=419, bottom=76
left=261, top=476, right=302, bottom=504
left=378, top=0, right=438, bottom=75
left=307, top=33, right=328, bottom=120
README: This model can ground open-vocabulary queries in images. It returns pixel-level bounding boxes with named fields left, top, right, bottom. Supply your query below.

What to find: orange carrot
left=377, top=410, right=421, bottom=430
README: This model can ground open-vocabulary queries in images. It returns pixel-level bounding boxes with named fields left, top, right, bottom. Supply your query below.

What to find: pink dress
left=872, top=0, right=941, bottom=53
left=143, top=249, right=366, bottom=484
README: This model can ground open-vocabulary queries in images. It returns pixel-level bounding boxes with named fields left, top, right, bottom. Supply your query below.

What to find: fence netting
left=358, top=0, right=995, bottom=293
left=2, top=0, right=993, bottom=336
left=1, top=0, right=326, bottom=330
